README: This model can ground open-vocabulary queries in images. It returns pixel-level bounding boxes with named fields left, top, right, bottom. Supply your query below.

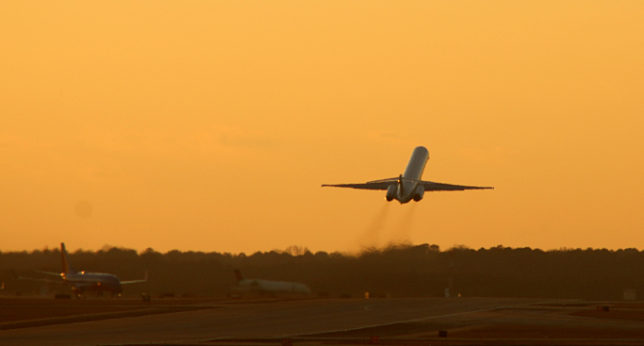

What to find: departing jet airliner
left=322, top=146, right=493, bottom=203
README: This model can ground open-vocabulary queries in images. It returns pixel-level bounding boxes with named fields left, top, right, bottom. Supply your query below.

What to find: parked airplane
left=19, top=243, right=147, bottom=297
left=230, top=269, right=311, bottom=297
left=323, top=146, right=493, bottom=203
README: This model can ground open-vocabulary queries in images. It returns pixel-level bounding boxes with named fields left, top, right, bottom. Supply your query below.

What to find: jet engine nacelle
left=413, top=185, right=424, bottom=201
left=386, top=184, right=397, bottom=201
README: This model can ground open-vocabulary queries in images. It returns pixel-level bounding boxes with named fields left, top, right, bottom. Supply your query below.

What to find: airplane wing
left=35, top=270, right=63, bottom=277
left=322, top=178, right=493, bottom=191
left=121, top=271, right=148, bottom=285
left=420, top=180, right=494, bottom=191
left=321, top=181, right=394, bottom=190
left=121, top=279, right=147, bottom=285
left=16, top=276, right=63, bottom=284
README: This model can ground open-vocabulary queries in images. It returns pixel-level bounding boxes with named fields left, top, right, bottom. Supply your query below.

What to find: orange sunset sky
left=1, top=1, right=643, bottom=254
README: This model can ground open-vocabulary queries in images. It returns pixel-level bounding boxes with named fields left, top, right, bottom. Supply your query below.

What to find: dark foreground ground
left=1, top=296, right=644, bottom=345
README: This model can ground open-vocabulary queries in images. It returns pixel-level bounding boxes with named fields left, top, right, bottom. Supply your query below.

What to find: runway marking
left=293, top=299, right=555, bottom=338
left=0, top=305, right=212, bottom=331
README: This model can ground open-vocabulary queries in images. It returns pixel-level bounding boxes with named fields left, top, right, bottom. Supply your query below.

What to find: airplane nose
left=414, top=146, right=428, bottom=156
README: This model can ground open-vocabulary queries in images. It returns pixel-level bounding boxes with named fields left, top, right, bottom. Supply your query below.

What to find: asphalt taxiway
left=2, top=296, right=644, bottom=345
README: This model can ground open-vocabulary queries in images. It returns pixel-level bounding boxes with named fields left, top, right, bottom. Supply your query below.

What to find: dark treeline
left=1, top=244, right=644, bottom=300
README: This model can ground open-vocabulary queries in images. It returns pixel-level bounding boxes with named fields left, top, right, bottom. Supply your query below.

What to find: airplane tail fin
left=234, top=269, right=243, bottom=283
left=60, top=243, right=73, bottom=275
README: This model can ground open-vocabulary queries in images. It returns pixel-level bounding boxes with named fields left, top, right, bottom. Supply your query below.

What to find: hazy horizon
left=7, top=241, right=644, bottom=256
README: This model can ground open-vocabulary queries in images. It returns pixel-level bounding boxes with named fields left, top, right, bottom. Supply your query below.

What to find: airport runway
left=2, top=297, right=644, bottom=345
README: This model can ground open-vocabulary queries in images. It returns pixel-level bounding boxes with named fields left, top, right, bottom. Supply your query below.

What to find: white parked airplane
left=19, top=243, right=147, bottom=297
left=230, top=270, right=311, bottom=297
left=323, top=146, right=493, bottom=203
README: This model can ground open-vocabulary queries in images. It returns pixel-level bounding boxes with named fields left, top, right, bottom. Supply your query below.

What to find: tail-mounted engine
left=413, top=185, right=424, bottom=201
left=386, top=184, right=397, bottom=201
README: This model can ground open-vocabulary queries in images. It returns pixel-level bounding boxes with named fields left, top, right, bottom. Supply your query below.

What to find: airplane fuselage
left=63, top=271, right=123, bottom=295
left=233, top=278, right=311, bottom=296
left=231, top=270, right=311, bottom=297
left=388, top=146, right=429, bottom=204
